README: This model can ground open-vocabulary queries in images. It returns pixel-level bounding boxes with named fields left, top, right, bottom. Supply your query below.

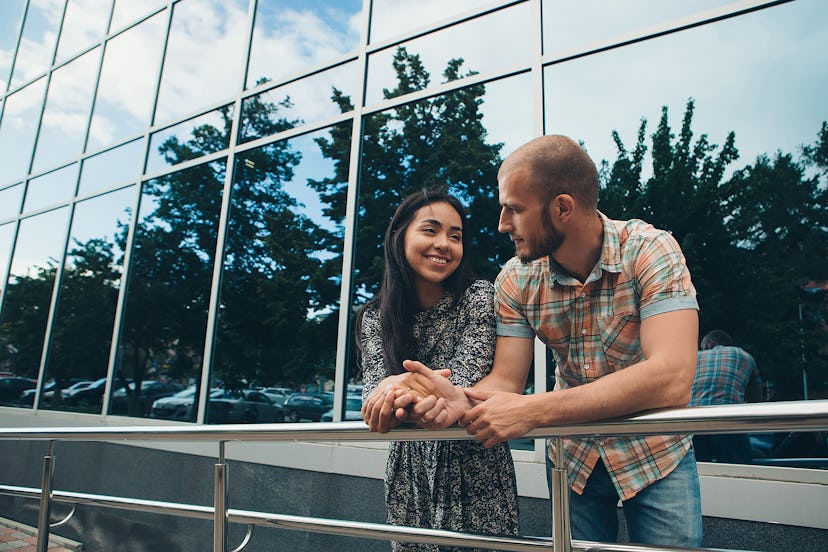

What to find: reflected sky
left=369, top=0, right=479, bottom=44
left=0, top=78, right=46, bottom=186
left=32, top=47, right=100, bottom=173
left=240, top=61, right=357, bottom=144
left=0, top=184, right=24, bottom=222
left=9, top=206, right=68, bottom=283
left=23, top=163, right=77, bottom=214
left=55, top=0, right=112, bottom=62
left=87, top=11, right=165, bottom=152
left=0, top=0, right=26, bottom=88
left=247, top=0, right=360, bottom=90
left=545, top=0, right=828, bottom=178
left=366, top=3, right=531, bottom=105
left=78, top=138, right=143, bottom=196
left=0, top=223, right=14, bottom=294
left=9, top=0, right=63, bottom=88
left=110, top=0, right=165, bottom=32
left=543, top=0, right=731, bottom=55
left=154, top=0, right=248, bottom=125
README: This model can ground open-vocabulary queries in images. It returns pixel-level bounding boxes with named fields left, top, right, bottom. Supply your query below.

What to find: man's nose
left=498, top=209, right=510, bottom=233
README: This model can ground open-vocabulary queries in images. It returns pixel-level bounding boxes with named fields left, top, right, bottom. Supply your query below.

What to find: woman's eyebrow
left=417, top=218, right=462, bottom=233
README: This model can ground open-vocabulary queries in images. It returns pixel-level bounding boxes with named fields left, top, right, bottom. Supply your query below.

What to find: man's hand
left=400, top=360, right=472, bottom=429
left=460, top=388, right=537, bottom=448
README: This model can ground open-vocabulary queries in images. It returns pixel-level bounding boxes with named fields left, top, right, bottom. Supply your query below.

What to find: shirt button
left=581, top=328, right=587, bottom=335
left=598, top=440, right=605, bottom=446
left=584, top=363, right=590, bottom=370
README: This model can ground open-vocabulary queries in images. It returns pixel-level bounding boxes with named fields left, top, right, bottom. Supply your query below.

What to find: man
left=691, top=329, right=761, bottom=464
left=363, top=134, right=702, bottom=546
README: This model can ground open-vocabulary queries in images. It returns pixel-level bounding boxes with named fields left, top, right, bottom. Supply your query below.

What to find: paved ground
left=0, top=518, right=82, bottom=551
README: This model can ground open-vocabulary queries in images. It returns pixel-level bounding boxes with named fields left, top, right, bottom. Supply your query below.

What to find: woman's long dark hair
left=355, top=189, right=476, bottom=376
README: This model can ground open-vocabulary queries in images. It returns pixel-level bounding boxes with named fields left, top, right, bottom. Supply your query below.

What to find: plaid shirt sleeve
left=494, top=259, right=536, bottom=339
left=632, top=228, right=698, bottom=319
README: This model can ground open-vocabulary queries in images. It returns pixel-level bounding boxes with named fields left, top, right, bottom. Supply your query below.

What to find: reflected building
left=0, top=1, right=826, bottom=550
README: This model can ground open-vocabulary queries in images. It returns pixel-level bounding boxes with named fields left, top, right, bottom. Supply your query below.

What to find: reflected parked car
left=18, top=379, right=91, bottom=407
left=151, top=387, right=217, bottom=421
left=0, top=377, right=37, bottom=403
left=283, top=393, right=334, bottom=422
left=261, top=387, right=292, bottom=406
left=321, top=396, right=363, bottom=422
left=63, top=377, right=127, bottom=408
left=208, top=389, right=285, bottom=424
left=110, top=380, right=185, bottom=416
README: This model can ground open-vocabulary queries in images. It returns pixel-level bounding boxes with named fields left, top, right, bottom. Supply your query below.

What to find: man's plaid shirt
left=495, top=212, right=698, bottom=499
left=691, top=346, right=759, bottom=406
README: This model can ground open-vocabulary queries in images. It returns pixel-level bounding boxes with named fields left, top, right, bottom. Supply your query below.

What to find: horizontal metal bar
left=0, top=400, right=825, bottom=442
left=0, top=485, right=742, bottom=552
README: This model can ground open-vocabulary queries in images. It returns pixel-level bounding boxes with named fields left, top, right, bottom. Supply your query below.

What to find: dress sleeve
left=444, top=280, right=497, bottom=388
left=359, top=306, right=387, bottom=400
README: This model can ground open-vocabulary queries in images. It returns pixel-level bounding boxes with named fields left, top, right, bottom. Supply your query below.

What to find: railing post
left=36, top=440, right=55, bottom=552
left=214, top=441, right=228, bottom=552
left=550, top=437, right=571, bottom=552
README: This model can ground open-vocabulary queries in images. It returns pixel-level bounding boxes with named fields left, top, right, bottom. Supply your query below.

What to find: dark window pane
left=55, top=0, right=111, bottom=62
left=0, top=207, right=70, bottom=404
left=154, top=0, right=248, bottom=125
left=10, top=0, right=61, bottom=88
left=209, top=123, right=351, bottom=424
left=78, top=139, right=143, bottom=196
left=87, top=11, right=166, bottom=152
left=117, top=160, right=226, bottom=421
left=40, top=186, right=134, bottom=413
left=0, top=184, right=24, bottom=222
left=147, top=105, right=233, bottom=174
left=240, top=61, right=357, bottom=144
left=366, top=4, right=531, bottom=105
left=32, top=47, right=100, bottom=173
left=23, top=163, right=77, bottom=213
left=0, top=78, right=47, bottom=186
left=349, top=72, right=533, bottom=382
left=246, top=0, right=360, bottom=90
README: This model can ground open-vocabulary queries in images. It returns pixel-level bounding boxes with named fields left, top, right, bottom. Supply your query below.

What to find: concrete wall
left=0, top=440, right=826, bottom=551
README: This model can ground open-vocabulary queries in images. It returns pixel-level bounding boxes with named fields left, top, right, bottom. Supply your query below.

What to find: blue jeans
left=546, top=447, right=702, bottom=546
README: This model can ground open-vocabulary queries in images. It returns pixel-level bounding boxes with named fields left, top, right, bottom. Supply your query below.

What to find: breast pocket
left=596, top=313, right=641, bottom=369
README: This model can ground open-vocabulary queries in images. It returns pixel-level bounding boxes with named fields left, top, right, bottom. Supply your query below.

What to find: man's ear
left=551, top=194, right=575, bottom=219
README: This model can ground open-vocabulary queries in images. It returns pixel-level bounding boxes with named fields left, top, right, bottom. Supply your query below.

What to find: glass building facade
left=0, top=0, right=825, bottom=460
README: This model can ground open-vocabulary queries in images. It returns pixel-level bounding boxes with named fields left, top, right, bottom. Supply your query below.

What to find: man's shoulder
left=495, top=256, right=546, bottom=282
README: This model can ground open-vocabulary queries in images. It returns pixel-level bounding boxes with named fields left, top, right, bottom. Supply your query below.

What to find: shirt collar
left=546, top=211, right=622, bottom=286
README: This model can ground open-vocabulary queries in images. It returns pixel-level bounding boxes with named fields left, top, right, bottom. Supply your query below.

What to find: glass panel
left=31, top=47, right=100, bottom=173
left=117, top=160, right=226, bottom=421
left=370, top=0, right=478, bottom=44
left=246, top=0, right=361, bottom=90
left=0, top=207, right=69, bottom=404
left=87, top=11, right=166, bottom=152
left=39, top=186, right=134, bottom=412
left=10, top=0, right=62, bottom=88
left=0, top=78, right=46, bottom=186
left=366, top=4, right=531, bottom=105
left=208, top=123, right=351, bottom=424
left=154, top=0, right=248, bottom=125
left=239, top=61, right=357, bottom=144
left=0, top=222, right=15, bottom=297
left=110, top=0, right=165, bottom=32
left=0, top=184, right=24, bottom=221
left=55, top=0, right=112, bottom=62
left=146, top=105, right=233, bottom=174
left=343, top=72, right=533, bottom=386
left=543, top=0, right=732, bottom=56
left=0, top=0, right=27, bottom=89
left=23, top=163, right=77, bottom=213
left=545, top=0, right=828, bottom=462
left=78, top=138, right=143, bottom=196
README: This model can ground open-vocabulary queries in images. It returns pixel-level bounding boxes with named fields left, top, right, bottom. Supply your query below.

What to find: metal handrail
left=1, top=399, right=826, bottom=552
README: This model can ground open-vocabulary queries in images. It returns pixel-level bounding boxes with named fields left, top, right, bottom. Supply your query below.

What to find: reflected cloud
left=9, top=0, right=63, bottom=87
left=369, top=0, right=479, bottom=44
left=55, top=0, right=111, bottom=62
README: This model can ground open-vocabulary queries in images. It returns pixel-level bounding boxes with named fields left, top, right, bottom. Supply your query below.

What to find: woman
left=357, top=189, right=518, bottom=551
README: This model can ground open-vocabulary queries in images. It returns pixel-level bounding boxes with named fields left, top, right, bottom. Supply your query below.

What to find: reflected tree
left=600, top=100, right=827, bottom=400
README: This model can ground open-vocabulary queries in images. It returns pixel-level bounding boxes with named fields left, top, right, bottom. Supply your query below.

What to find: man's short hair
left=701, top=329, right=733, bottom=350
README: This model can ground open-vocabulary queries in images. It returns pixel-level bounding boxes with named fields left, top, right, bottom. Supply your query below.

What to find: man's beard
left=518, top=211, right=563, bottom=263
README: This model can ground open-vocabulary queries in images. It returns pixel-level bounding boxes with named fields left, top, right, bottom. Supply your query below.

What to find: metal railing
left=1, top=399, right=827, bottom=552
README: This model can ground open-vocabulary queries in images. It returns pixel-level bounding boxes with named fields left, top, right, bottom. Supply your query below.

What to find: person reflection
left=358, top=189, right=519, bottom=551
left=690, top=329, right=762, bottom=464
